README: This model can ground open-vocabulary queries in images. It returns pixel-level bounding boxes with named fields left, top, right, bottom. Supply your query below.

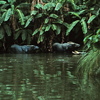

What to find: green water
left=0, top=53, right=100, bottom=100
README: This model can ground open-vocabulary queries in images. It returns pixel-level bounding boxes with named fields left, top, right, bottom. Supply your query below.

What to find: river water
left=0, top=53, right=100, bottom=100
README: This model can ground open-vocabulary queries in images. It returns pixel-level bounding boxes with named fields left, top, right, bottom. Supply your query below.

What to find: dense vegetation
left=0, top=0, right=100, bottom=75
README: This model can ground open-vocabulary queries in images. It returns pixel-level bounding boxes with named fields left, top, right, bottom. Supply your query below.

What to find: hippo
left=52, top=42, right=80, bottom=53
left=9, top=44, right=39, bottom=53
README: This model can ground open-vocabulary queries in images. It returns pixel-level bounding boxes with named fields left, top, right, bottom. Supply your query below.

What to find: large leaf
left=96, top=29, right=100, bottom=35
left=40, top=29, right=44, bottom=35
left=1, top=4, right=9, bottom=9
left=45, top=24, right=51, bottom=32
left=68, top=12, right=81, bottom=19
left=55, top=3, right=62, bottom=11
left=8, top=0, right=15, bottom=4
left=35, top=13, right=42, bottom=18
left=37, top=35, right=44, bottom=43
left=63, top=22, right=69, bottom=28
left=44, top=18, right=49, bottom=24
left=51, top=24, right=57, bottom=31
left=0, top=12, right=6, bottom=25
left=3, top=23, right=11, bottom=36
left=0, top=26, right=4, bottom=39
left=11, top=5, right=14, bottom=14
left=43, top=3, right=55, bottom=10
left=54, top=18, right=63, bottom=24
left=14, top=30, right=22, bottom=40
left=34, top=4, right=43, bottom=9
left=25, top=16, right=33, bottom=28
left=27, top=29, right=32, bottom=35
left=31, top=10, right=38, bottom=15
left=87, top=15, right=96, bottom=23
left=17, top=3, right=31, bottom=8
left=4, top=8, right=12, bottom=21
left=26, top=29, right=32, bottom=44
left=83, top=34, right=92, bottom=44
left=16, top=9, right=25, bottom=25
left=96, top=8, right=100, bottom=16
left=50, top=14, right=58, bottom=19
left=81, top=18, right=87, bottom=34
left=77, top=10, right=85, bottom=15
left=27, top=34, right=31, bottom=44
left=22, top=30, right=27, bottom=41
left=40, top=25, right=46, bottom=35
left=66, top=20, right=79, bottom=36
left=0, top=1, right=6, bottom=4
left=56, top=25, right=61, bottom=35
left=32, top=28, right=39, bottom=36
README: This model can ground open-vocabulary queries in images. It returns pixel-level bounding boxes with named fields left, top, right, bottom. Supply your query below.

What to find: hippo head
left=66, top=42, right=80, bottom=52
left=27, top=45, right=39, bottom=53
left=67, top=42, right=80, bottom=48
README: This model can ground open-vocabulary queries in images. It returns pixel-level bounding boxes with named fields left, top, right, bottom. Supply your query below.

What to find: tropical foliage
left=76, top=0, right=100, bottom=77
left=0, top=0, right=100, bottom=77
left=0, top=0, right=88, bottom=52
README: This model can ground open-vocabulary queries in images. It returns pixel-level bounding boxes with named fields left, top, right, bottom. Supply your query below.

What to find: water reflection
left=0, top=53, right=100, bottom=100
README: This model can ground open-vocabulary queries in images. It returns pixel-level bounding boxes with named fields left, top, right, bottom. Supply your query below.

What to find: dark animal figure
left=9, top=44, right=39, bottom=53
left=52, top=42, right=80, bottom=53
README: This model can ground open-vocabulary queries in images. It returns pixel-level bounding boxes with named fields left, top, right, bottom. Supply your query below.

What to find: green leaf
left=96, top=8, right=100, bottom=16
left=0, top=26, right=4, bottom=39
left=44, top=18, right=49, bottom=24
left=0, top=12, right=6, bottom=25
left=32, top=28, right=39, bottom=36
left=4, top=8, right=12, bottom=21
left=77, top=10, right=85, bottom=15
left=63, top=22, right=69, bottom=28
left=41, top=25, right=46, bottom=30
left=51, top=24, right=56, bottom=31
left=11, top=5, right=14, bottom=14
left=34, top=4, right=43, bottom=9
left=81, top=18, right=87, bottom=34
left=83, top=34, right=92, bottom=44
left=54, top=18, right=63, bottom=24
left=50, top=14, right=58, bottom=19
left=37, top=35, right=44, bottom=43
left=96, top=29, right=100, bottom=35
left=31, top=10, right=38, bottom=15
left=27, top=34, right=31, bottom=44
left=22, top=30, right=27, bottom=41
left=55, top=3, right=62, bottom=11
left=56, top=25, right=61, bottom=35
left=27, top=29, right=32, bottom=35
left=3, top=23, right=11, bottom=36
left=68, top=12, right=81, bottom=19
left=87, top=15, right=96, bottom=23
left=1, top=4, right=9, bottom=9
left=16, top=9, right=25, bottom=25
left=14, top=30, right=22, bottom=40
left=45, top=24, right=51, bottom=32
left=40, top=29, right=44, bottom=35
left=17, top=3, right=31, bottom=8
left=0, top=1, right=6, bottom=4
left=43, top=3, right=55, bottom=10
left=35, top=13, right=42, bottom=18
left=25, top=16, right=33, bottom=28
left=66, top=20, right=79, bottom=36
